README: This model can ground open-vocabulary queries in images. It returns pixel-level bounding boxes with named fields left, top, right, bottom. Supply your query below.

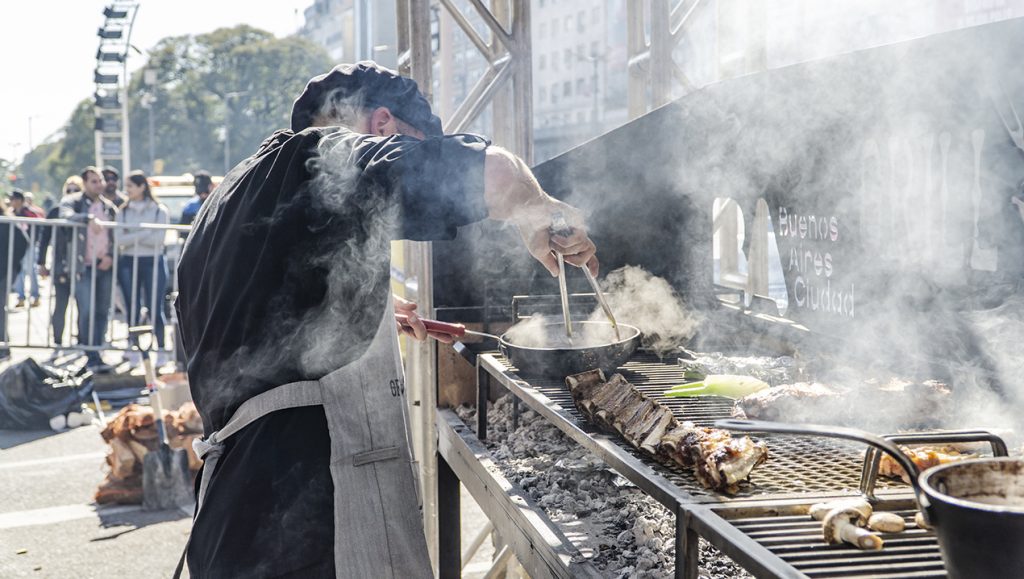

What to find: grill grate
left=722, top=509, right=945, bottom=578
left=494, top=352, right=906, bottom=501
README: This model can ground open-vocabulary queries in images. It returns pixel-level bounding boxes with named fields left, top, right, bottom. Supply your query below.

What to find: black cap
left=9, top=189, right=25, bottom=201
left=290, top=61, right=442, bottom=137
left=193, top=170, right=213, bottom=192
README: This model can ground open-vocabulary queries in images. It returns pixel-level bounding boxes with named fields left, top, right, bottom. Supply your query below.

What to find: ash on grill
left=457, top=396, right=752, bottom=579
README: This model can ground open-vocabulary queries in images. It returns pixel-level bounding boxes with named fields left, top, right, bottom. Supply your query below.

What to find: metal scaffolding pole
left=395, top=0, right=534, bottom=571
left=627, top=0, right=705, bottom=119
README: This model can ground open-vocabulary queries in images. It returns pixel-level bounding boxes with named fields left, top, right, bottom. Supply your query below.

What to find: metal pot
left=398, top=316, right=641, bottom=379
left=500, top=321, right=641, bottom=378
left=715, top=419, right=1022, bottom=579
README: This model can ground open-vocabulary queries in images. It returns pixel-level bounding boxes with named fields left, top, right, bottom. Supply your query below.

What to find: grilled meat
left=877, top=445, right=974, bottom=483
left=731, top=382, right=839, bottom=421
left=731, top=379, right=952, bottom=431
left=566, top=370, right=767, bottom=493
left=658, top=422, right=768, bottom=493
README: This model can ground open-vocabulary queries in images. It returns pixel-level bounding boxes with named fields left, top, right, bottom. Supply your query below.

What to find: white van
left=149, top=173, right=222, bottom=223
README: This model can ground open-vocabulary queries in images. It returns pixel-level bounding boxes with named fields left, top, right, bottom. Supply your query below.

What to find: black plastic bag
left=0, top=359, right=90, bottom=430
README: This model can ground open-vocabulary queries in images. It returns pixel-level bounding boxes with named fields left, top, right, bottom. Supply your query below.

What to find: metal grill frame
left=473, top=350, right=961, bottom=578
left=476, top=352, right=911, bottom=506
left=684, top=497, right=946, bottom=579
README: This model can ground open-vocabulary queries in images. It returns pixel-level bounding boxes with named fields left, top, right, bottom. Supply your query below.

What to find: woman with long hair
left=116, top=171, right=170, bottom=364
left=38, top=176, right=83, bottom=347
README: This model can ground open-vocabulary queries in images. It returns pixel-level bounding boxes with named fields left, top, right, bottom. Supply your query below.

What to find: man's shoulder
left=60, top=193, right=84, bottom=206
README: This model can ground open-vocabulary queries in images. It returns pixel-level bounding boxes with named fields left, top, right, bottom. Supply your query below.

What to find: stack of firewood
left=94, top=401, right=204, bottom=504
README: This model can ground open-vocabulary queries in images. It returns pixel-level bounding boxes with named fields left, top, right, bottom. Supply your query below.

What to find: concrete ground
left=0, top=276, right=503, bottom=577
left=0, top=350, right=499, bottom=578
left=0, top=419, right=498, bottom=578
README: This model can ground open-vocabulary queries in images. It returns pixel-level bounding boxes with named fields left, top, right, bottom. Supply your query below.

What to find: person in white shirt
left=116, top=171, right=171, bottom=365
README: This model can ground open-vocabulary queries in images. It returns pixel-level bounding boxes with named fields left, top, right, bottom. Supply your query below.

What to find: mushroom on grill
left=822, top=507, right=884, bottom=550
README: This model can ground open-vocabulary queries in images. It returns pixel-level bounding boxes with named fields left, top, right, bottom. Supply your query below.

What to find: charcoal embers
left=457, top=396, right=752, bottom=578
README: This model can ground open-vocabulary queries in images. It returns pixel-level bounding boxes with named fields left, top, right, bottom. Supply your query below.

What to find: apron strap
left=173, top=379, right=323, bottom=579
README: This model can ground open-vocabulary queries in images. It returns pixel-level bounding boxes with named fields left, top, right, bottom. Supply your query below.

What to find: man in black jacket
left=176, top=61, right=597, bottom=578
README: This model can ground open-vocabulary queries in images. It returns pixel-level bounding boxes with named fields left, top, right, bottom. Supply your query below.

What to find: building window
left=539, top=54, right=546, bottom=70
left=539, top=22, right=546, bottom=38
left=552, top=51, right=559, bottom=71
left=539, top=86, right=547, bottom=103
left=564, top=16, right=572, bottom=32
left=576, top=78, right=586, bottom=96
left=591, top=41, right=600, bottom=56
left=552, top=83, right=559, bottom=104
left=577, top=11, right=585, bottom=33
left=563, top=81, right=572, bottom=97
left=592, top=7, right=601, bottom=24
left=564, top=49, right=572, bottom=69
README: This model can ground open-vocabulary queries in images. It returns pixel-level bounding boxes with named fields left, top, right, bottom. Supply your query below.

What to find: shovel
left=129, top=325, right=192, bottom=511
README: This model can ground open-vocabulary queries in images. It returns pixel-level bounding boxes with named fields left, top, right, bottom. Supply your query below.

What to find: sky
left=0, top=0, right=311, bottom=163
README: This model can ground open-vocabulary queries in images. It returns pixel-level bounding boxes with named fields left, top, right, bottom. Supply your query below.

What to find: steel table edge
left=435, top=408, right=604, bottom=579
left=683, top=503, right=809, bottom=579
left=477, top=353, right=694, bottom=513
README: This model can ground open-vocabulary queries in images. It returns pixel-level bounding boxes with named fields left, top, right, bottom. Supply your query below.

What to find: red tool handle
left=395, top=314, right=467, bottom=338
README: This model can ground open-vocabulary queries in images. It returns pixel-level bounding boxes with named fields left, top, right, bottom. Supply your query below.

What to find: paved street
left=0, top=346, right=497, bottom=578
left=0, top=420, right=192, bottom=578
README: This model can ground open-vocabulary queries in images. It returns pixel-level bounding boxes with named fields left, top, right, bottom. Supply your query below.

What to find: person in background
left=179, top=170, right=214, bottom=229
left=0, top=196, right=29, bottom=360
left=101, top=166, right=127, bottom=208
left=8, top=189, right=43, bottom=308
left=115, top=171, right=170, bottom=366
left=60, top=167, right=118, bottom=371
left=38, top=176, right=83, bottom=348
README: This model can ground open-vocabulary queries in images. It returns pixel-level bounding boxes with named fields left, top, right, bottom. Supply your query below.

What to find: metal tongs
left=550, top=212, right=621, bottom=341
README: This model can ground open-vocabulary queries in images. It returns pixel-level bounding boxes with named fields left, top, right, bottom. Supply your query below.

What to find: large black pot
left=500, top=321, right=641, bottom=378
left=921, top=458, right=1024, bottom=578
left=716, top=419, right=1022, bottom=579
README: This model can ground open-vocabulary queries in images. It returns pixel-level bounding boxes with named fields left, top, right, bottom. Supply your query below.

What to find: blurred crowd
left=0, top=167, right=215, bottom=370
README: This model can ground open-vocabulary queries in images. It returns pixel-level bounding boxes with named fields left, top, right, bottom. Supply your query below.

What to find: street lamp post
left=222, top=90, right=248, bottom=175
left=27, top=115, right=42, bottom=151
left=143, top=69, right=157, bottom=174
left=573, top=49, right=605, bottom=132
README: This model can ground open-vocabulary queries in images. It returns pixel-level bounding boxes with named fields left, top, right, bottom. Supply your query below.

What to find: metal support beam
left=397, top=2, right=439, bottom=571
left=438, top=454, right=462, bottom=579
left=396, top=0, right=534, bottom=570
left=628, top=0, right=704, bottom=119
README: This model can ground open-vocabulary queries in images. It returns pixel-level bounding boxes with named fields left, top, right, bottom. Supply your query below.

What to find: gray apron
left=181, top=301, right=431, bottom=578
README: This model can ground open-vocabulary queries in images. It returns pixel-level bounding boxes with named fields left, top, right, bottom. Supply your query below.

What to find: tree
left=18, top=26, right=333, bottom=187
left=19, top=99, right=96, bottom=196
left=127, top=26, right=332, bottom=175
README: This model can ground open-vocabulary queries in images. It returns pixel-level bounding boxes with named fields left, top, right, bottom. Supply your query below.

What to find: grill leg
left=438, top=454, right=461, bottom=579
left=476, top=362, right=489, bottom=440
left=675, top=511, right=699, bottom=579
left=511, top=396, right=520, bottom=430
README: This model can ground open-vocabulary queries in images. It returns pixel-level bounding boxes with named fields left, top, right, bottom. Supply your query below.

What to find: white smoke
left=589, top=266, right=700, bottom=356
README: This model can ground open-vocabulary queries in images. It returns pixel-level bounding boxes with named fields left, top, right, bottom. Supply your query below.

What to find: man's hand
left=394, top=295, right=454, bottom=344
left=38, top=265, right=49, bottom=279
left=518, top=201, right=598, bottom=278
left=483, top=147, right=599, bottom=279
left=97, top=256, right=113, bottom=271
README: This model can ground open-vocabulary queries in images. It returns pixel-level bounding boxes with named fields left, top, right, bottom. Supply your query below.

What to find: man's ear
left=369, top=106, right=399, bottom=136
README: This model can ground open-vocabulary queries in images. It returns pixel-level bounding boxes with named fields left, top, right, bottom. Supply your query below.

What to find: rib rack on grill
left=566, top=369, right=767, bottom=493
